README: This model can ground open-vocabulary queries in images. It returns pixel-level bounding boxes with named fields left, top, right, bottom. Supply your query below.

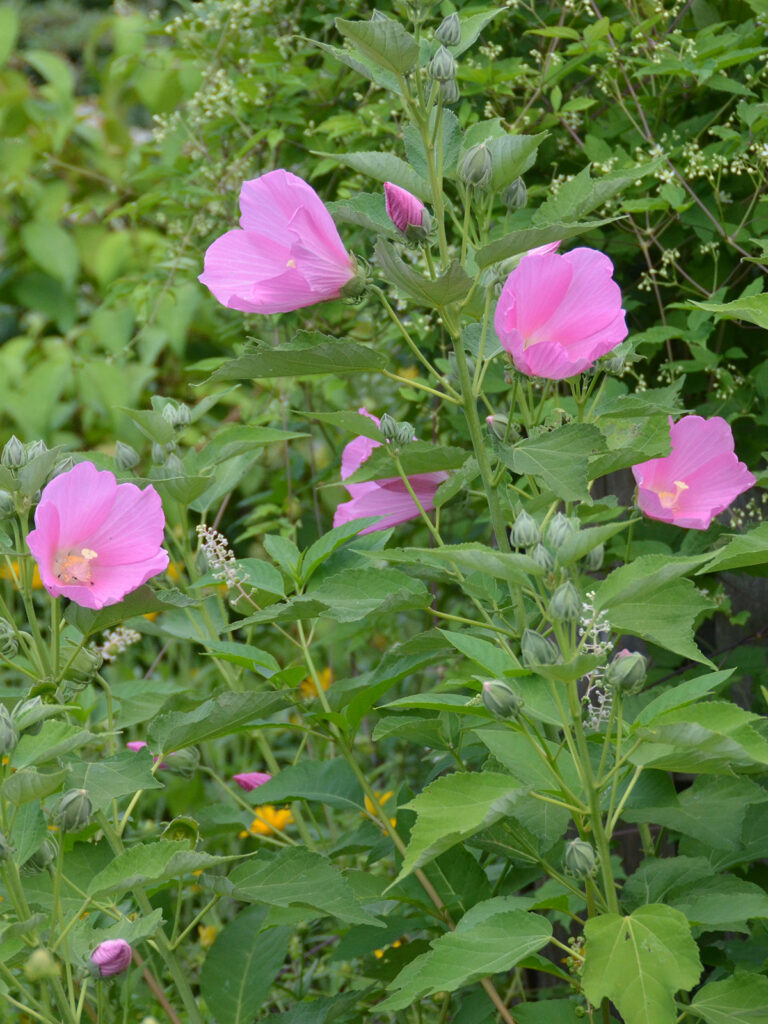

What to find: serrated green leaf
left=2, top=768, right=68, bottom=807
left=476, top=219, right=616, bottom=268
left=305, top=567, right=429, bottom=622
left=208, top=335, right=387, bottom=381
left=326, top=191, right=400, bottom=237
left=509, top=423, right=606, bottom=502
left=313, top=150, right=431, bottom=201
left=301, top=520, right=379, bottom=584
left=691, top=294, right=768, bottom=330
left=700, top=522, right=768, bottom=574
left=21, top=221, right=79, bottom=291
left=374, top=239, right=472, bottom=308
left=11, top=803, right=47, bottom=867
left=336, top=18, right=418, bottom=75
left=12, top=720, right=93, bottom=770
left=65, top=585, right=198, bottom=637
left=148, top=692, right=289, bottom=755
left=245, top=758, right=363, bottom=811
left=343, top=441, right=465, bottom=483
left=66, top=751, right=164, bottom=812
left=691, top=974, right=768, bottom=1024
left=88, top=840, right=226, bottom=896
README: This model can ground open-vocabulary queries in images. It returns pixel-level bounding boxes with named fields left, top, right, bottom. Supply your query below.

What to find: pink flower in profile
left=494, top=247, right=627, bottom=380
left=198, top=170, right=357, bottom=315
left=333, top=409, right=448, bottom=535
left=384, top=182, right=425, bottom=233
left=26, top=462, right=168, bottom=610
left=233, top=771, right=272, bottom=792
left=632, top=415, right=755, bottom=530
left=91, top=939, right=132, bottom=978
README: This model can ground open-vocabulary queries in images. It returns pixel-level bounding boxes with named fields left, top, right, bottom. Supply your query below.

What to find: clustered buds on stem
left=1, top=435, right=26, bottom=469
left=547, top=512, right=576, bottom=550
left=115, top=440, right=140, bottom=471
left=548, top=581, right=581, bottom=622
left=428, top=45, right=457, bottom=83
left=511, top=510, right=540, bottom=549
left=435, top=12, right=461, bottom=46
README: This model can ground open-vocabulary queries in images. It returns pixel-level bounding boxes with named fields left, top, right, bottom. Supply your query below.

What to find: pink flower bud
left=384, top=182, right=424, bottom=233
left=233, top=771, right=272, bottom=792
left=91, top=939, right=132, bottom=978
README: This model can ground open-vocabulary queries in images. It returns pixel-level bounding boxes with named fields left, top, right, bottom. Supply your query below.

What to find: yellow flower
left=0, top=561, right=42, bottom=589
left=300, top=666, right=333, bottom=699
left=198, top=925, right=218, bottom=949
left=364, top=790, right=397, bottom=828
left=374, top=939, right=402, bottom=959
left=239, top=805, right=294, bottom=838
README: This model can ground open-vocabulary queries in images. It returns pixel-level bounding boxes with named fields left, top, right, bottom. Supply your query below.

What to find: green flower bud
left=393, top=422, right=414, bottom=447
left=605, top=649, right=648, bottom=695
left=379, top=413, right=398, bottom=441
left=0, top=830, right=13, bottom=861
left=584, top=544, right=604, bottom=572
left=435, top=12, right=461, bottom=46
left=51, top=456, right=75, bottom=479
left=546, top=512, right=576, bottom=550
left=25, top=440, right=47, bottom=460
left=115, top=441, right=140, bottom=471
left=22, top=836, right=58, bottom=875
left=60, top=640, right=102, bottom=688
left=502, top=177, right=527, bottom=210
left=339, top=264, right=368, bottom=302
left=458, top=143, right=493, bottom=189
left=482, top=679, right=524, bottom=719
left=0, top=619, right=18, bottom=659
left=548, top=581, right=581, bottom=622
left=11, top=696, right=46, bottom=733
left=176, top=403, right=191, bottom=426
left=0, top=490, right=15, bottom=518
left=602, top=350, right=627, bottom=374
left=521, top=629, right=559, bottom=667
left=165, top=747, right=199, bottom=779
left=440, top=78, right=460, bottom=105
left=54, top=788, right=92, bottom=833
left=429, top=45, right=457, bottom=83
left=511, top=510, right=541, bottom=549
left=24, top=948, right=60, bottom=982
left=531, top=543, right=555, bottom=573
left=564, top=838, right=597, bottom=879
left=151, top=442, right=174, bottom=465
left=0, top=704, right=19, bottom=756
left=163, top=453, right=185, bottom=476
left=2, top=435, right=26, bottom=470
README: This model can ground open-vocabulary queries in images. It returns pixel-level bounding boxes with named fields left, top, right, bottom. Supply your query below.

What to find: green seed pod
left=584, top=544, right=604, bottom=572
left=165, top=747, right=200, bottom=779
left=379, top=414, right=398, bottom=441
left=435, top=12, right=461, bottom=46
left=502, top=177, right=527, bottom=210
left=54, top=789, right=92, bottom=833
left=520, top=629, right=559, bottom=667
left=564, top=838, right=598, bottom=879
left=429, top=44, right=457, bottom=83
left=440, top=78, right=460, bottom=105
left=548, top=581, right=581, bottom=622
left=0, top=490, right=14, bottom=518
left=605, top=650, right=648, bottom=695
left=115, top=441, right=140, bottom=471
left=482, top=679, right=524, bottom=719
left=547, top=512, right=576, bottom=550
left=24, top=948, right=60, bottom=982
left=1, top=435, right=26, bottom=470
left=0, top=619, right=18, bottom=659
left=458, top=143, right=493, bottom=189
left=0, top=704, right=19, bottom=757
left=511, top=510, right=541, bottom=549
left=531, top=543, right=555, bottom=573
left=22, top=836, right=58, bottom=875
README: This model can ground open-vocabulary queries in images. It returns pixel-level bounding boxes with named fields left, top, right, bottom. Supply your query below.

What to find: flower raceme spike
left=494, top=247, right=628, bottom=380
left=333, top=409, right=448, bottom=535
left=632, top=415, right=755, bottom=530
left=233, top=772, right=272, bottom=792
left=198, top=170, right=358, bottom=314
left=91, top=939, right=132, bottom=978
left=384, top=182, right=425, bottom=233
left=26, top=462, right=168, bottom=610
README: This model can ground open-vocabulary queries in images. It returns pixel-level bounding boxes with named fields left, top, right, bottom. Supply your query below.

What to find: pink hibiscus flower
left=198, top=170, right=356, bottom=314
left=384, top=182, right=425, bottom=233
left=333, top=409, right=448, bottom=535
left=632, top=415, right=755, bottom=530
left=233, top=771, right=272, bottom=792
left=494, top=247, right=627, bottom=380
left=26, top=462, right=168, bottom=609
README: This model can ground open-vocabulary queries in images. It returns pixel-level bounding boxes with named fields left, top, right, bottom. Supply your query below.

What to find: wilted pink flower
left=333, top=409, right=448, bottom=535
left=494, top=247, right=627, bottom=380
left=632, top=415, right=754, bottom=530
left=384, top=182, right=425, bottom=233
left=233, top=771, right=272, bottom=792
left=91, top=939, right=132, bottom=978
left=26, top=462, right=168, bottom=610
left=198, top=170, right=356, bottom=314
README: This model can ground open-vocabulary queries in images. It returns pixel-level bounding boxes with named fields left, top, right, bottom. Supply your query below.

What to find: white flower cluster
left=579, top=591, right=614, bottom=732
left=94, top=627, right=141, bottom=664
left=196, top=524, right=244, bottom=589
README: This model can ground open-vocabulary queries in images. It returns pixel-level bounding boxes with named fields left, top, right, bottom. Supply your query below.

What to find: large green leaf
left=2, top=767, right=69, bottom=807
left=700, top=522, right=768, bottom=574
left=581, top=905, right=701, bottom=1024
left=200, top=907, right=290, bottom=1024
left=533, top=163, right=660, bottom=226
left=690, top=974, right=768, bottom=1024
left=508, top=423, right=606, bottom=502
left=379, top=908, right=551, bottom=1011
left=668, top=875, right=768, bottom=931
left=148, top=692, right=288, bottom=754
left=304, top=567, right=429, bottom=623
left=476, top=219, right=615, bottom=268
left=244, top=758, right=363, bottom=811
left=691, top=294, right=768, bottom=330
left=487, top=132, right=546, bottom=191
left=66, top=751, right=164, bottom=812
left=344, top=440, right=467, bottom=482
left=336, top=18, right=418, bottom=75
left=208, top=333, right=387, bottom=380
left=66, top=585, right=197, bottom=637
left=410, top=545, right=542, bottom=586
left=374, top=239, right=473, bottom=308
left=312, top=151, right=431, bottom=201
left=87, top=840, right=226, bottom=897
left=12, top=720, right=93, bottom=769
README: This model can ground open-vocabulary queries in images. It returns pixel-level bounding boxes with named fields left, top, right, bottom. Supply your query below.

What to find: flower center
left=656, top=479, right=689, bottom=509
left=54, top=548, right=98, bottom=585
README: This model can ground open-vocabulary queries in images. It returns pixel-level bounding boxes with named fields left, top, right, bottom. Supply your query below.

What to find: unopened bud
left=429, top=45, right=457, bottom=82
left=605, top=649, right=648, bottom=695
left=24, top=949, right=60, bottom=981
left=379, top=413, right=398, bottom=440
left=531, top=543, right=555, bottom=573
left=511, top=510, right=540, bottom=549
left=521, top=629, right=559, bottom=667
left=163, top=453, right=185, bottom=476
left=603, top=351, right=627, bottom=375
left=0, top=830, right=13, bottom=861
left=0, top=619, right=18, bottom=659
left=164, top=747, right=199, bottom=779
left=2, top=436, right=26, bottom=469
left=482, top=679, right=524, bottom=719
left=458, top=143, right=493, bottom=189
left=584, top=544, right=604, bottom=572
left=547, top=512, right=576, bottom=550
left=502, top=177, right=527, bottom=210
left=564, top=838, right=597, bottom=879
left=548, top=581, right=581, bottom=622
left=435, top=12, right=461, bottom=46
left=115, top=441, right=140, bottom=471
left=51, top=456, right=75, bottom=479
left=22, top=836, right=58, bottom=875
left=25, top=440, right=47, bottom=460
left=0, top=490, right=14, bottom=518
left=440, top=78, right=460, bottom=105
left=151, top=442, right=173, bottom=465
left=61, top=641, right=102, bottom=687
left=0, top=704, right=18, bottom=756
left=91, top=938, right=132, bottom=978
left=12, top=697, right=46, bottom=733
left=175, top=403, right=191, bottom=426
left=54, top=788, right=92, bottom=833
left=384, top=181, right=425, bottom=234
left=393, top=422, right=414, bottom=447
